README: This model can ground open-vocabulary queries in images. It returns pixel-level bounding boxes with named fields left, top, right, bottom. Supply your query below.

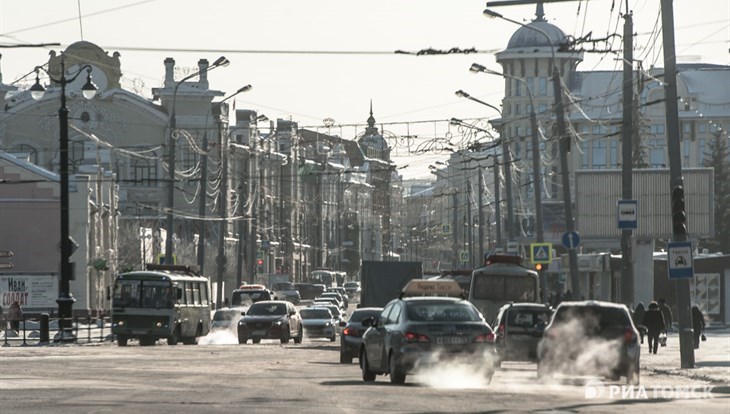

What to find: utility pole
left=661, top=0, right=695, bottom=369
left=478, top=170, right=484, bottom=264
left=216, top=105, right=229, bottom=309
left=467, top=180, right=473, bottom=268
left=620, top=5, right=635, bottom=306
left=494, top=157, right=502, bottom=249
left=502, top=138, right=515, bottom=241
left=452, top=190, right=458, bottom=269
left=197, top=133, right=208, bottom=275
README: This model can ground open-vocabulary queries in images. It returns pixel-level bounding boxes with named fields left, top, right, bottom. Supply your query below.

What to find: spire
left=367, top=99, right=375, bottom=128
left=534, top=1, right=546, bottom=22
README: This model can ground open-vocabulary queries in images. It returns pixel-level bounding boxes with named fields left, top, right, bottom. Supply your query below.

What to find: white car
left=300, top=307, right=337, bottom=341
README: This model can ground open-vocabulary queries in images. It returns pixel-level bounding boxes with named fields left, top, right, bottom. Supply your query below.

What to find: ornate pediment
left=48, top=41, right=122, bottom=91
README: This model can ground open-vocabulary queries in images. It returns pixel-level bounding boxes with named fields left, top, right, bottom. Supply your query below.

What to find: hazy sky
left=2, top=0, right=728, bottom=179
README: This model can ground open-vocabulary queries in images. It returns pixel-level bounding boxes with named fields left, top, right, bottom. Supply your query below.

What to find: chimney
left=198, top=59, right=209, bottom=88
left=164, top=57, right=175, bottom=87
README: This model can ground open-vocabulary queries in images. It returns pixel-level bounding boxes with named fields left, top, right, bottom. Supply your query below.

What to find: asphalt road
left=1, top=335, right=728, bottom=414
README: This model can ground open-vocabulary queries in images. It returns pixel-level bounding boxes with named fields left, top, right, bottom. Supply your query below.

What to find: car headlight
left=324, top=322, right=332, bottom=327
left=118, top=321, right=124, bottom=326
left=156, top=322, right=162, bottom=328
left=274, top=320, right=283, bottom=326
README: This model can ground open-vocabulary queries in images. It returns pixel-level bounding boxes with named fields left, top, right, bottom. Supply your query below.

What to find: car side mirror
left=339, top=320, right=347, bottom=327
left=289, top=311, right=296, bottom=316
left=240, top=311, right=246, bottom=316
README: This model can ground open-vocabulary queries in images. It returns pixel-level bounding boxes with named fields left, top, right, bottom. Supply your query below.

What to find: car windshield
left=344, top=282, right=359, bottom=288
left=553, top=305, right=631, bottom=329
left=247, top=303, right=287, bottom=316
left=273, top=282, right=295, bottom=291
left=231, top=290, right=270, bottom=306
left=300, top=309, right=332, bottom=319
left=406, top=302, right=482, bottom=322
left=507, top=308, right=551, bottom=328
left=348, top=310, right=381, bottom=322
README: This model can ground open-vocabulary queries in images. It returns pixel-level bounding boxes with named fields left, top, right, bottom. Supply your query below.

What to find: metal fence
left=1, top=315, right=113, bottom=346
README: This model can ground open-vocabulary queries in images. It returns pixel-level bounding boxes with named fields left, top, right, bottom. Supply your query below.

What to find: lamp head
left=455, top=90, right=469, bottom=98
left=81, top=72, right=98, bottom=100
left=483, top=9, right=502, bottom=19
left=212, top=56, right=230, bottom=67
left=30, top=72, right=46, bottom=101
left=469, top=63, right=486, bottom=73
left=238, top=84, right=253, bottom=93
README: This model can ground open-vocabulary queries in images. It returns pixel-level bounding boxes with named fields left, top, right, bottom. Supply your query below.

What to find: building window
left=539, top=77, right=548, bottom=96
left=610, top=139, right=619, bottom=168
left=515, top=104, right=521, bottom=115
left=133, top=158, right=158, bottom=186
left=592, top=140, right=607, bottom=169
left=699, top=123, right=707, bottom=134
left=178, top=143, right=197, bottom=172
left=538, top=103, right=547, bottom=113
left=514, top=79, right=521, bottom=97
left=505, top=78, right=511, bottom=96
left=649, top=138, right=666, bottom=168
left=526, top=77, right=535, bottom=96
left=699, top=138, right=706, bottom=165
left=650, top=124, right=665, bottom=134
left=684, top=140, right=691, bottom=158
left=581, top=141, right=589, bottom=168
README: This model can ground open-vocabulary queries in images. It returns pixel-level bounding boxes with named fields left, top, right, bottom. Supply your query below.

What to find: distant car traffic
left=313, top=297, right=342, bottom=309
left=537, top=300, right=640, bottom=385
left=294, top=283, right=318, bottom=300
left=300, top=307, right=338, bottom=341
left=231, top=284, right=276, bottom=307
left=359, top=279, right=497, bottom=384
left=491, top=303, right=552, bottom=364
left=271, top=282, right=301, bottom=304
left=237, top=300, right=303, bottom=344
left=320, top=291, right=347, bottom=309
left=314, top=303, right=345, bottom=326
left=340, top=307, right=382, bottom=364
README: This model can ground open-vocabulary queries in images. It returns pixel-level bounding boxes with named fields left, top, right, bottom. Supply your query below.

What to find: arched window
left=132, top=158, right=158, bottom=187
left=8, top=144, right=38, bottom=165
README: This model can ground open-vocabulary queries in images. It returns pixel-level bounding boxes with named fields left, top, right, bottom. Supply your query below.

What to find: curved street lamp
left=164, top=56, right=229, bottom=264
left=31, top=56, right=97, bottom=331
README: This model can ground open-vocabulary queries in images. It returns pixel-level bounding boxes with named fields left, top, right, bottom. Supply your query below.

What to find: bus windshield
left=113, top=279, right=173, bottom=308
left=471, top=274, right=537, bottom=302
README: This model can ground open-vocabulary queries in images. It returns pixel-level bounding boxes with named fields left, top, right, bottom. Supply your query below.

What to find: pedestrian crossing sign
left=530, top=243, right=552, bottom=264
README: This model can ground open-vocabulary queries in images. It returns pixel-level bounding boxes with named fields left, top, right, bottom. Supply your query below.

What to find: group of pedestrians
left=632, top=298, right=706, bottom=354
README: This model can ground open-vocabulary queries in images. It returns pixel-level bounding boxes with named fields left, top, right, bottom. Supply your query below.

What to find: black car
left=340, top=307, right=383, bottom=364
left=231, top=284, right=276, bottom=307
left=491, top=303, right=552, bottom=364
left=359, top=280, right=496, bottom=384
left=237, top=300, right=303, bottom=344
left=537, top=300, right=640, bottom=385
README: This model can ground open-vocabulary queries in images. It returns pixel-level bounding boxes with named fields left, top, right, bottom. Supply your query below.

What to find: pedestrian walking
left=633, top=302, right=647, bottom=344
left=692, top=304, right=706, bottom=349
left=8, top=301, right=23, bottom=331
left=643, top=301, right=665, bottom=354
left=658, top=298, right=673, bottom=332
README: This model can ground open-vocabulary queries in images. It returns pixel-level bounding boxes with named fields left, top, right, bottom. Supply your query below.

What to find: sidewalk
left=642, top=327, right=730, bottom=386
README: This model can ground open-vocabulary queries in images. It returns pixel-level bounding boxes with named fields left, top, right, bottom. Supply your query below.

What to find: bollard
left=40, top=313, right=50, bottom=343
left=2, top=317, right=8, bottom=347
left=87, top=316, right=92, bottom=343
left=21, top=316, right=27, bottom=346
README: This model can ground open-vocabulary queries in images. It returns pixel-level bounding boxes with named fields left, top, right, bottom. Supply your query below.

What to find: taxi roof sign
left=400, top=279, right=464, bottom=298
left=236, top=284, right=267, bottom=290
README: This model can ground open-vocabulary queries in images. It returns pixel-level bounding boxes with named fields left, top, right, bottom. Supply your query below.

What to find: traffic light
left=534, top=263, right=543, bottom=271
left=671, top=185, right=687, bottom=236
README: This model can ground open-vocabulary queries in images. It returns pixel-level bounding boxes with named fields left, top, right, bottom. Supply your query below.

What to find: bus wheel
left=117, top=336, right=128, bottom=346
left=167, top=328, right=180, bottom=346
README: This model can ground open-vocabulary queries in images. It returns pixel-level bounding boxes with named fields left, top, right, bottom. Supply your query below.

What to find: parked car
left=340, top=307, right=382, bottom=364
left=271, top=282, right=301, bottom=304
left=237, top=300, right=303, bottom=344
left=491, top=303, right=553, bottom=365
left=211, top=308, right=247, bottom=332
left=300, top=307, right=338, bottom=341
left=359, top=279, right=496, bottom=385
left=537, top=300, right=640, bottom=385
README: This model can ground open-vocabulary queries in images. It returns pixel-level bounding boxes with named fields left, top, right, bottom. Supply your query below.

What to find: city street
left=1, top=328, right=728, bottom=414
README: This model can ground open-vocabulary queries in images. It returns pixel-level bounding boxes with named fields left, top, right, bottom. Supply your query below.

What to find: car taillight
left=498, top=323, right=505, bottom=335
left=343, top=327, right=361, bottom=337
left=624, top=327, right=637, bottom=343
left=404, top=332, right=430, bottom=343
left=475, top=332, right=496, bottom=343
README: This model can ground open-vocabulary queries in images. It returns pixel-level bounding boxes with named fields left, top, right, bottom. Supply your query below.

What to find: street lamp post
left=198, top=84, right=252, bottom=277
left=484, top=8, right=580, bottom=296
left=469, top=64, right=545, bottom=246
left=164, top=56, right=229, bottom=265
left=30, top=56, right=97, bottom=330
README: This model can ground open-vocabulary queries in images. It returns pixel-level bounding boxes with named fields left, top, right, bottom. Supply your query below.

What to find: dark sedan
left=340, top=307, right=382, bottom=364
left=237, top=301, right=303, bottom=344
left=359, top=280, right=497, bottom=385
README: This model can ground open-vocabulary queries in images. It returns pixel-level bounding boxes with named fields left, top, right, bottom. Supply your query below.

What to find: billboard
left=0, top=273, right=58, bottom=310
left=575, top=168, right=714, bottom=240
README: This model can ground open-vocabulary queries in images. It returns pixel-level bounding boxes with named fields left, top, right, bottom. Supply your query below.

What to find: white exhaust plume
left=414, top=349, right=497, bottom=389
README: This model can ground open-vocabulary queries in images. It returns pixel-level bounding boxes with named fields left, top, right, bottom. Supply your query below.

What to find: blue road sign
left=561, top=231, right=580, bottom=250
left=668, top=241, right=694, bottom=279
left=618, top=199, right=638, bottom=229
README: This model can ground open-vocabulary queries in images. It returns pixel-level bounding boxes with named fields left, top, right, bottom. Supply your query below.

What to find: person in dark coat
left=692, top=305, right=706, bottom=349
left=643, top=301, right=665, bottom=354
left=7, top=301, right=23, bottom=331
left=658, top=298, right=673, bottom=332
left=633, top=302, right=647, bottom=344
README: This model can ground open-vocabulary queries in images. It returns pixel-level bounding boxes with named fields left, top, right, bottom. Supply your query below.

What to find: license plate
left=253, top=330, right=266, bottom=336
left=436, top=336, right=468, bottom=345
left=132, top=329, right=147, bottom=335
